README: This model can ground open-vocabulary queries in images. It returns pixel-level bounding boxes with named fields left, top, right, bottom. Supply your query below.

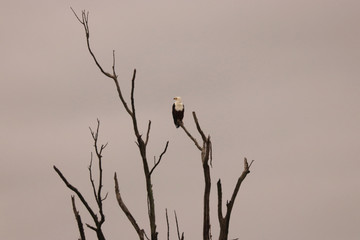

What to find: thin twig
left=149, top=141, right=169, bottom=176
left=70, top=7, right=83, bottom=23
left=86, top=224, right=97, bottom=232
left=248, top=159, right=254, bottom=169
left=112, top=50, right=117, bottom=77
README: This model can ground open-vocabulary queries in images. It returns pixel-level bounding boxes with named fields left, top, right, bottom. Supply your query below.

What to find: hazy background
left=1, top=0, right=359, bottom=239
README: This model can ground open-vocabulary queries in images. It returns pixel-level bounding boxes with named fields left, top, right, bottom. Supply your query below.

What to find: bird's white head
left=173, top=96, right=182, bottom=103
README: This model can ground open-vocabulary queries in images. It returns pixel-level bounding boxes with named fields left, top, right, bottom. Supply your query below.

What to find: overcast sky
left=1, top=1, right=360, bottom=239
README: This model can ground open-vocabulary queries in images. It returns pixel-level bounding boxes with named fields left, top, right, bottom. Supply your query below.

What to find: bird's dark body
left=172, top=104, right=184, bottom=128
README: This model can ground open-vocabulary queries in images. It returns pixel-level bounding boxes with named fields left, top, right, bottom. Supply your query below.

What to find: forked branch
left=70, top=7, right=132, bottom=116
left=89, top=120, right=107, bottom=225
left=149, top=141, right=170, bottom=176
left=54, top=120, right=108, bottom=240
left=54, top=165, right=106, bottom=240
left=70, top=7, right=112, bottom=79
left=217, top=158, right=254, bottom=240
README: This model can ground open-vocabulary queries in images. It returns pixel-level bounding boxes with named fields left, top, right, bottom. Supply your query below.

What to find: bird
left=172, top=96, right=184, bottom=128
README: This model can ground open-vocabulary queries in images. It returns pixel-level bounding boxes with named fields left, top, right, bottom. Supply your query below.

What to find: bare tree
left=54, top=8, right=171, bottom=240
left=54, top=8, right=254, bottom=240
left=178, top=114, right=254, bottom=240
left=54, top=119, right=107, bottom=240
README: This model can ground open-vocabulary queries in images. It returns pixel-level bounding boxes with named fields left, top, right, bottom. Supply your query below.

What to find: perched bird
left=172, top=96, right=184, bottom=128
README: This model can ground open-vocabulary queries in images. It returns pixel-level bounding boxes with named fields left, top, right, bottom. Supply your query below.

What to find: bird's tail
left=175, top=120, right=182, bottom=128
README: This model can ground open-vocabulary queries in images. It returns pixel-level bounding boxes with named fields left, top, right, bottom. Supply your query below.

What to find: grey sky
left=1, top=1, right=359, bottom=239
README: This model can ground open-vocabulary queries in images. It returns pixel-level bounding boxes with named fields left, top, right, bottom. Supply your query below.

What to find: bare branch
left=145, top=120, right=151, bottom=146
left=228, top=158, right=252, bottom=208
left=102, top=192, right=108, bottom=202
left=71, top=196, right=86, bottom=240
left=149, top=141, right=169, bottom=176
left=144, top=231, right=150, bottom=240
left=218, top=158, right=254, bottom=240
left=202, top=152, right=211, bottom=240
left=179, top=121, right=202, bottom=151
left=131, top=69, right=136, bottom=118
left=86, top=224, right=97, bottom=232
left=217, top=180, right=224, bottom=221
left=70, top=7, right=84, bottom=24
left=129, top=69, right=142, bottom=139
left=248, top=159, right=254, bottom=169
left=54, top=166, right=97, bottom=221
left=192, top=112, right=207, bottom=142
left=77, top=9, right=112, bottom=78
left=166, top=209, right=170, bottom=240
left=89, top=119, right=107, bottom=225
left=80, top=10, right=113, bottom=78
left=54, top=118, right=109, bottom=240
left=113, top=72, right=133, bottom=116
left=174, top=211, right=184, bottom=240
left=88, top=153, right=98, bottom=202
left=71, top=8, right=134, bottom=117
left=114, top=173, right=145, bottom=240
left=109, top=67, right=157, bottom=240
left=54, top=165, right=107, bottom=240
left=112, top=50, right=117, bottom=77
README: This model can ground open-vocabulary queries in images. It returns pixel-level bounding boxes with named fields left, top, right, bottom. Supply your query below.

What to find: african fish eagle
left=172, top=96, right=184, bottom=128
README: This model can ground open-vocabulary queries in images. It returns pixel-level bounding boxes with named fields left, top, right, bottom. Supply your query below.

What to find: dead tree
left=54, top=8, right=254, bottom=240
left=179, top=114, right=254, bottom=240
left=73, top=8, right=169, bottom=240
